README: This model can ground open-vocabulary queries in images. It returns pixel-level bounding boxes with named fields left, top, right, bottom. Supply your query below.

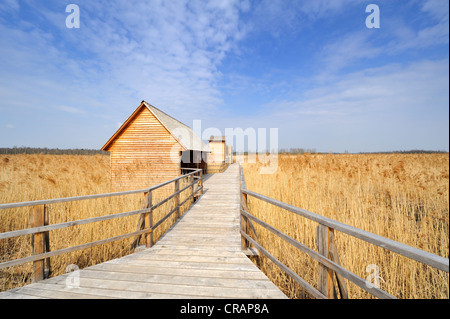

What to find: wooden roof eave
left=101, top=102, right=146, bottom=151
left=100, top=101, right=189, bottom=152
left=142, top=102, right=189, bottom=152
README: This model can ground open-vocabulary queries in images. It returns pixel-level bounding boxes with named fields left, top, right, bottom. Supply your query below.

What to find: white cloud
left=386, top=0, right=449, bottom=53
left=317, top=31, right=382, bottom=75
left=313, top=1, right=449, bottom=77
left=57, top=105, right=86, bottom=115
left=0, top=0, right=20, bottom=13
left=273, top=59, right=449, bottom=118
left=212, top=59, right=449, bottom=152
left=1, top=1, right=248, bottom=123
left=421, top=0, right=449, bottom=20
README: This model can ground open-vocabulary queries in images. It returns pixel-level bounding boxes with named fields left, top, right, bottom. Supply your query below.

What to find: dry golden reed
left=241, top=153, right=449, bottom=299
left=0, top=154, right=193, bottom=292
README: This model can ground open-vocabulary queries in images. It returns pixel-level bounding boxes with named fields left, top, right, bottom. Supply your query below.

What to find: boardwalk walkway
left=1, top=164, right=287, bottom=299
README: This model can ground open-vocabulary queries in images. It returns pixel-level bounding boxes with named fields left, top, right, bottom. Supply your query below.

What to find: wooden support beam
left=199, top=170, right=203, bottom=195
left=239, top=165, right=249, bottom=251
left=329, top=229, right=348, bottom=299
left=240, top=192, right=249, bottom=251
left=174, top=179, right=180, bottom=219
left=144, top=191, right=153, bottom=248
left=30, top=205, right=45, bottom=282
left=190, top=174, right=194, bottom=203
left=317, top=225, right=349, bottom=299
left=317, top=224, right=336, bottom=298
left=43, top=205, right=51, bottom=278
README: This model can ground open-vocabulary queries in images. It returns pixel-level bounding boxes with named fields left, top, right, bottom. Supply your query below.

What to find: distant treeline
left=236, top=148, right=448, bottom=155
left=279, top=148, right=317, bottom=154
left=357, top=150, right=449, bottom=154
left=0, top=147, right=108, bottom=155
left=1, top=147, right=447, bottom=156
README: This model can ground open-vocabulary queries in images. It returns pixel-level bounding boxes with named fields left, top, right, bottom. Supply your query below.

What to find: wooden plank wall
left=108, top=107, right=182, bottom=192
left=208, top=141, right=225, bottom=164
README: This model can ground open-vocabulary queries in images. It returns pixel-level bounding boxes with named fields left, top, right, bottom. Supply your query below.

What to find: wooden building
left=101, top=101, right=208, bottom=192
left=208, top=136, right=226, bottom=164
left=207, top=136, right=232, bottom=173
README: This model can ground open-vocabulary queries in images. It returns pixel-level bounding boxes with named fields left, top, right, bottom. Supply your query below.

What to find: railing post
left=30, top=205, right=45, bottom=282
left=328, top=229, right=348, bottom=299
left=144, top=191, right=153, bottom=248
left=199, top=169, right=203, bottom=195
left=317, top=224, right=336, bottom=299
left=43, top=204, right=51, bottom=278
left=241, top=192, right=248, bottom=251
left=239, top=165, right=249, bottom=251
left=175, top=179, right=180, bottom=218
left=190, top=174, right=194, bottom=203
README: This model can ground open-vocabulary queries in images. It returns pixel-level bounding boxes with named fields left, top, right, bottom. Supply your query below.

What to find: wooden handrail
left=240, top=209, right=395, bottom=299
left=0, top=169, right=201, bottom=211
left=0, top=169, right=203, bottom=281
left=239, top=164, right=449, bottom=299
left=241, top=188, right=449, bottom=272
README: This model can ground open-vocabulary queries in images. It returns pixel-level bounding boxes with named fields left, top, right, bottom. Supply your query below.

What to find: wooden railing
left=0, top=169, right=203, bottom=283
left=207, top=162, right=229, bottom=174
left=239, top=165, right=449, bottom=299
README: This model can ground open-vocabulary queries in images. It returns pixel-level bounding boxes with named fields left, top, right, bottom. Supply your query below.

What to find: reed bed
left=0, top=154, right=194, bottom=292
left=241, top=153, right=449, bottom=299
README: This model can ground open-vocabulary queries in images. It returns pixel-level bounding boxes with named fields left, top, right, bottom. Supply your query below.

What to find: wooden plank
left=137, top=247, right=251, bottom=258
left=13, top=284, right=189, bottom=299
left=131, top=253, right=256, bottom=264
left=90, top=262, right=271, bottom=280
left=69, top=269, right=281, bottom=291
left=0, top=290, right=44, bottom=299
left=62, top=276, right=284, bottom=299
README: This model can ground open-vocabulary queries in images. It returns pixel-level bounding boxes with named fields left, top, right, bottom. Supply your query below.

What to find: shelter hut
left=101, top=101, right=208, bottom=193
left=208, top=136, right=226, bottom=164
left=207, top=136, right=232, bottom=173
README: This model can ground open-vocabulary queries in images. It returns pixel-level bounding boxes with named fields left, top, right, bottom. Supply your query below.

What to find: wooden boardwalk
left=0, top=164, right=287, bottom=299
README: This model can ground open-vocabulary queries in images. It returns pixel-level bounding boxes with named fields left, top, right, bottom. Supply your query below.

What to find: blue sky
left=0, top=0, right=448, bottom=152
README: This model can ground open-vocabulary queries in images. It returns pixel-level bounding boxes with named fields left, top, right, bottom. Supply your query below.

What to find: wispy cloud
left=0, top=0, right=19, bottom=13
left=1, top=0, right=248, bottom=120
left=214, top=59, right=449, bottom=152
left=314, top=0, right=449, bottom=76
left=56, top=105, right=86, bottom=115
left=0, top=1, right=448, bottom=151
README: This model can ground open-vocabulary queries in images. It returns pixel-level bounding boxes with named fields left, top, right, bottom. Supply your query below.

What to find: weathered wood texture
left=0, top=164, right=286, bottom=299
left=240, top=167, right=448, bottom=299
left=106, top=106, right=182, bottom=192
left=208, top=138, right=225, bottom=164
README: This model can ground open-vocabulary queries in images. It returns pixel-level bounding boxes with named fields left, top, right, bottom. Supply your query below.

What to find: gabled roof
left=101, top=101, right=208, bottom=152
left=209, top=136, right=226, bottom=142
